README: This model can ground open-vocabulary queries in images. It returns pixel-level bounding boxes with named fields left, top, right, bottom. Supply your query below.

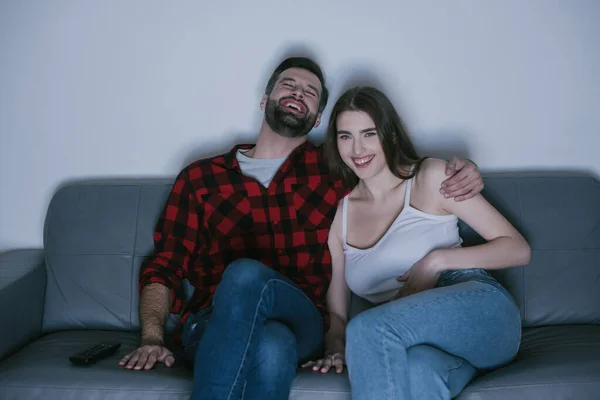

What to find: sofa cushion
left=42, top=181, right=187, bottom=334
left=457, top=325, right=600, bottom=399
left=0, top=330, right=191, bottom=400
left=0, top=249, right=46, bottom=361
left=0, top=330, right=351, bottom=400
left=291, top=370, right=350, bottom=400
left=41, top=173, right=600, bottom=334
left=6, top=326, right=596, bottom=400
left=42, top=173, right=600, bottom=335
left=43, top=183, right=144, bottom=333
left=458, top=173, right=600, bottom=327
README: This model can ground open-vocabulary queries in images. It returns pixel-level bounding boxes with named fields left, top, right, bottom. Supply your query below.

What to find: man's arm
left=139, top=283, right=172, bottom=346
left=119, top=283, right=175, bottom=370
left=120, top=169, right=202, bottom=370
left=440, top=157, right=484, bottom=201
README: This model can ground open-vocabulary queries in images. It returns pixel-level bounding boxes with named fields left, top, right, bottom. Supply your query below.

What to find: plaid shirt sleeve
left=138, top=168, right=202, bottom=314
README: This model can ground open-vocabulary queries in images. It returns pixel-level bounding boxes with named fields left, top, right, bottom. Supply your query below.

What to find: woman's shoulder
left=411, top=158, right=451, bottom=213
left=330, top=197, right=346, bottom=232
left=414, top=158, right=449, bottom=190
left=334, top=196, right=346, bottom=217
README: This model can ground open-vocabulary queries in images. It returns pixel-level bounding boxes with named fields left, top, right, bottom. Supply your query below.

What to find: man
left=118, top=57, right=484, bottom=399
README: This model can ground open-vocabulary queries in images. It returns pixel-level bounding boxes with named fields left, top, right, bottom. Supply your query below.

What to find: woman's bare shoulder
left=329, top=197, right=346, bottom=240
left=415, top=158, right=449, bottom=191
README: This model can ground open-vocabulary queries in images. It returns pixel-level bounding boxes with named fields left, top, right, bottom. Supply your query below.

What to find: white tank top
left=343, top=174, right=463, bottom=304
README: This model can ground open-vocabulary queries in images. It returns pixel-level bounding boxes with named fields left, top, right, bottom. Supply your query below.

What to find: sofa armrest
left=0, top=249, right=46, bottom=361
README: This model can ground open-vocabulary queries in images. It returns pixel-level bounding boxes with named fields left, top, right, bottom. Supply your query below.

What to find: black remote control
left=69, top=343, right=121, bottom=365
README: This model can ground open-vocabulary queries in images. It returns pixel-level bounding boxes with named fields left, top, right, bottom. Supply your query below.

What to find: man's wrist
left=141, top=334, right=164, bottom=346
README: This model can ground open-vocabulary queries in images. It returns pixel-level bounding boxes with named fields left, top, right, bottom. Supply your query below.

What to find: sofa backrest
left=459, top=173, right=599, bottom=328
left=42, top=181, right=184, bottom=333
left=41, top=173, right=600, bottom=333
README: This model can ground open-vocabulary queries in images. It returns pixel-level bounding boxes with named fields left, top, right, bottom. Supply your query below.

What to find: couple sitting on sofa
left=118, top=56, right=531, bottom=400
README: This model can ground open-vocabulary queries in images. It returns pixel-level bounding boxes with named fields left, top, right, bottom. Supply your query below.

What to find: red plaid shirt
left=139, top=141, right=347, bottom=343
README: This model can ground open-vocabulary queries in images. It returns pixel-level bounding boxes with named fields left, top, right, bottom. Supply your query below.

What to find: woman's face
left=335, top=110, right=387, bottom=181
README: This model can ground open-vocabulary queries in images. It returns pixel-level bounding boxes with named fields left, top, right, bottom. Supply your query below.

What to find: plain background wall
left=1, top=0, right=599, bottom=252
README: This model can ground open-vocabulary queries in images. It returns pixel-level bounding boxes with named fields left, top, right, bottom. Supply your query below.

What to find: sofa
left=1, top=171, right=599, bottom=400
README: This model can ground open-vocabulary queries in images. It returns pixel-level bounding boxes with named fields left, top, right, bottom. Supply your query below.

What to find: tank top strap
left=404, top=164, right=416, bottom=206
left=342, top=196, right=349, bottom=247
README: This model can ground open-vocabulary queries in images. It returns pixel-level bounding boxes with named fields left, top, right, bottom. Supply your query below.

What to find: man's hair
left=324, top=86, right=425, bottom=188
left=265, top=57, right=329, bottom=113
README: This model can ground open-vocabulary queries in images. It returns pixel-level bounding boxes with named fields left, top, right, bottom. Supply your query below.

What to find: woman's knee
left=407, top=345, right=460, bottom=378
left=407, top=345, right=475, bottom=399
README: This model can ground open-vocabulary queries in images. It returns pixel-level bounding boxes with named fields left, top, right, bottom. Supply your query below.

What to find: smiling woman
left=336, top=112, right=387, bottom=177
left=306, top=86, right=530, bottom=400
left=324, top=86, right=424, bottom=189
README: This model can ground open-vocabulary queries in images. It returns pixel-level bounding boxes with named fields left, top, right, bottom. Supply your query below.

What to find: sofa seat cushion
left=6, top=326, right=597, bottom=400
left=0, top=330, right=351, bottom=400
left=0, top=330, right=192, bottom=400
left=290, top=369, right=350, bottom=400
left=457, top=325, right=600, bottom=399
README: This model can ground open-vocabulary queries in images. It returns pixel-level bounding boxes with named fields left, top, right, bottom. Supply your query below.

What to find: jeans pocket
left=437, top=268, right=491, bottom=287
left=437, top=270, right=469, bottom=286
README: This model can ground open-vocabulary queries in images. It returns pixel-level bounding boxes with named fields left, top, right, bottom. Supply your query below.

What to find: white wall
left=1, top=0, right=599, bottom=252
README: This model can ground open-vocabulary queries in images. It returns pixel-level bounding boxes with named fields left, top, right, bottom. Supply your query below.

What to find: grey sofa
left=1, top=172, right=599, bottom=400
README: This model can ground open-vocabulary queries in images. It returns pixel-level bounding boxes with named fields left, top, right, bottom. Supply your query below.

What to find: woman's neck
left=357, top=166, right=410, bottom=202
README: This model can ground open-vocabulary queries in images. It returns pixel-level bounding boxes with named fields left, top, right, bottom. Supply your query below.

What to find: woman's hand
left=395, top=252, right=443, bottom=299
left=301, top=351, right=346, bottom=374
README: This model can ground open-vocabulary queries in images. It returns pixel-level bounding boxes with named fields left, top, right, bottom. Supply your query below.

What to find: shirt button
left=277, top=249, right=285, bottom=255
left=273, top=219, right=279, bottom=225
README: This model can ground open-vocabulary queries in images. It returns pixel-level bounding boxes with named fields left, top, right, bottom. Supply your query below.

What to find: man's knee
left=219, top=258, right=271, bottom=289
left=252, top=321, right=297, bottom=383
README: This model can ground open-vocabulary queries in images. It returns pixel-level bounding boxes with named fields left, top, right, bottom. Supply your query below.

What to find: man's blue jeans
left=181, top=258, right=323, bottom=400
left=345, top=269, right=522, bottom=400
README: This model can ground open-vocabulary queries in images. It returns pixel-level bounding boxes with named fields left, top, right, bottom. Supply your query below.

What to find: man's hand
left=440, top=157, right=484, bottom=202
left=119, top=341, right=175, bottom=371
left=301, top=352, right=346, bottom=374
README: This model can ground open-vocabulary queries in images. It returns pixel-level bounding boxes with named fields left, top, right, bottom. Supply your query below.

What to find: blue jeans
left=181, top=258, right=323, bottom=400
left=345, top=269, right=522, bottom=400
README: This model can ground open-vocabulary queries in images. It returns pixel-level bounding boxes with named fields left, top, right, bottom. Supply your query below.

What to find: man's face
left=261, top=68, right=322, bottom=138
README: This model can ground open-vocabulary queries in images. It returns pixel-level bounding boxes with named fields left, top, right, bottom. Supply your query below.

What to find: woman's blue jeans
left=181, top=258, right=323, bottom=400
left=345, top=269, right=522, bottom=400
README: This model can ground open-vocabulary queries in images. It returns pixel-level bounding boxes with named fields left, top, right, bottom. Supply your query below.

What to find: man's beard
left=264, top=97, right=317, bottom=138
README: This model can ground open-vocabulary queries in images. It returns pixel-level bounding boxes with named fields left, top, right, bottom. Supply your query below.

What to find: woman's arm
left=324, top=207, right=351, bottom=355
left=422, top=158, right=531, bottom=273
left=302, top=205, right=350, bottom=373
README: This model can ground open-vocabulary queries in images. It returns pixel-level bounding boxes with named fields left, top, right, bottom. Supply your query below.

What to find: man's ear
left=260, top=94, right=268, bottom=111
left=313, top=113, right=322, bottom=129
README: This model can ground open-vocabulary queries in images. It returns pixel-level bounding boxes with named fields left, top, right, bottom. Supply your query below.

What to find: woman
left=302, top=87, right=530, bottom=399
